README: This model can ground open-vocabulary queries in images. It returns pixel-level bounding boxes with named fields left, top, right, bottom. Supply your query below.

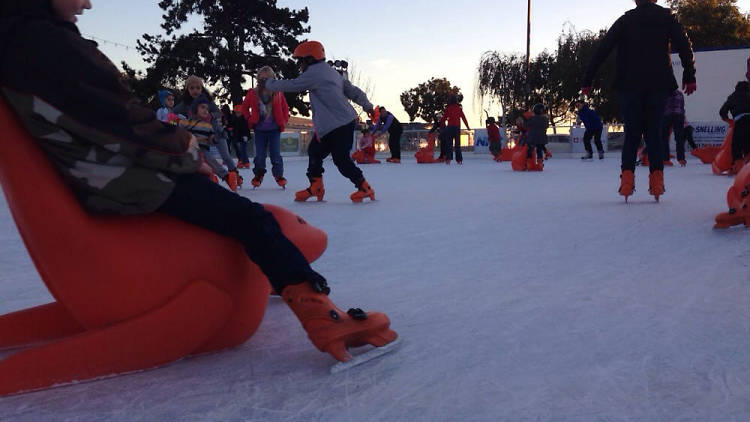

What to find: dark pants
left=307, top=121, right=364, bottom=186
left=232, top=137, right=249, bottom=163
left=733, top=117, right=750, bottom=161
left=619, top=89, right=669, bottom=172
left=158, top=174, right=324, bottom=294
left=444, top=125, right=462, bottom=162
left=438, top=131, right=447, bottom=158
left=489, top=140, right=502, bottom=156
left=661, top=113, right=685, bottom=160
left=583, top=127, right=604, bottom=154
left=526, top=144, right=545, bottom=159
left=684, top=126, right=697, bottom=150
left=388, top=126, right=403, bottom=159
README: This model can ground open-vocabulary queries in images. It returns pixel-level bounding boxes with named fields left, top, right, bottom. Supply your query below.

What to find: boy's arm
left=342, top=79, right=373, bottom=113
left=264, top=71, right=317, bottom=93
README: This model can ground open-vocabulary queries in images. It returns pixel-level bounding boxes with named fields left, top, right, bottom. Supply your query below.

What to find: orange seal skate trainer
left=714, top=161, right=750, bottom=229
left=0, top=98, right=328, bottom=395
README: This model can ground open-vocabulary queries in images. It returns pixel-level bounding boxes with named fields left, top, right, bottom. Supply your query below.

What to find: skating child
left=241, top=66, right=290, bottom=189
left=574, top=100, right=604, bottom=160
left=179, top=99, right=241, bottom=191
left=486, top=117, right=502, bottom=160
left=525, top=103, right=549, bottom=170
left=156, top=90, right=175, bottom=123
left=719, top=81, right=750, bottom=173
left=263, top=41, right=377, bottom=203
left=439, top=95, right=471, bottom=165
left=0, top=0, right=396, bottom=364
left=174, top=75, right=239, bottom=174
left=231, top=105, right=251, bottom=169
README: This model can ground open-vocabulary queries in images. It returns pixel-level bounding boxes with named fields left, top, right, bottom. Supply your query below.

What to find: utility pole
left=526, top=0, right=532, bottom=104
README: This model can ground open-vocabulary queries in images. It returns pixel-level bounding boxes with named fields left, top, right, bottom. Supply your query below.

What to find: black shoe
left=581, top=153, right=593, bottom=160
left=598, top=151, right=605, bottom=160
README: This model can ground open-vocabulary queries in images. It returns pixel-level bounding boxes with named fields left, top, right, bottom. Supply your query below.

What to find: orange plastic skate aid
left=712, top=120, right=734, bottom=175
left=715, top=160, right=750, bottom=228
left=415, top=133, right=440, bottom=164
left=0, top=99, right=327, bottom=396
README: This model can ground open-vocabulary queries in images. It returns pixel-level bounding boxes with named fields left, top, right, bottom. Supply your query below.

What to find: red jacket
left=241, top=89, right=290, bottom=132
left=439, top=104, right=470, bottom=129
left=487, top=123, right=500, bottom=142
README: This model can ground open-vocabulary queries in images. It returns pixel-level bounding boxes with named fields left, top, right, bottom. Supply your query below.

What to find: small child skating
left=486, top=117, right=502, bottom=160
left=263, top=41, right=376, bottom=203
left=575, top=100, right=604, bottom=160
left=525, top=103, right=549, bottom=171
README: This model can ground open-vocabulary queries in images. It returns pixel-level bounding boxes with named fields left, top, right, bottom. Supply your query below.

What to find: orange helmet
left=293, top=41, right=326, bottom=61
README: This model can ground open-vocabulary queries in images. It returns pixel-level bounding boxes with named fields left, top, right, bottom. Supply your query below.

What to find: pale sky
left=78, top=0, right=750, bottom=126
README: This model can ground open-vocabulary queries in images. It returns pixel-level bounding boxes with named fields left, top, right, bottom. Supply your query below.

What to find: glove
left=683, top=82, right=697, bottom=95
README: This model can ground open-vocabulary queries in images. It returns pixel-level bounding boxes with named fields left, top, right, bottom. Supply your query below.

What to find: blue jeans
left=619, top=89, right=669, bottom=172
left=254, top=130, right=283, bottom=178
left=234, top=137, right=249, bottom=163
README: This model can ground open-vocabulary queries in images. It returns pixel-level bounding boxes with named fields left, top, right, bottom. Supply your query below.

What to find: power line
left=83, top=34, right=260, bottom=75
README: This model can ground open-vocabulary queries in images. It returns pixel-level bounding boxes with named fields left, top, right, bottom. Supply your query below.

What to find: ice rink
left=1, top=153, right=749, bottom=421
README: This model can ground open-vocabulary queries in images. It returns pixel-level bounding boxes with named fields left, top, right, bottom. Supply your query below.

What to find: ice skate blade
left=330, top=338, right=402, bottom=374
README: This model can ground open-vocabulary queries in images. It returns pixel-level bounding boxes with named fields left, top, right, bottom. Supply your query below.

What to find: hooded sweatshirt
left=0, top=0, right=200, bottom=214
left=156, top=90, right=173, bottom=122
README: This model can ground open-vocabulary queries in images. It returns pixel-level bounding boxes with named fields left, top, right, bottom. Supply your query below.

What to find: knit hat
left=157, top=90, right=173, bottom=107
left=185, top=75, right=204, bottom=89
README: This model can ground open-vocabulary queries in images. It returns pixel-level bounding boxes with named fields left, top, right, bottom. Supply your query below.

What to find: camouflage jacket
left=0, top=3, right=201, bottom=214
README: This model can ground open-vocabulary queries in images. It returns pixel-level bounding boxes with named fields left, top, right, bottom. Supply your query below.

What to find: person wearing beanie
left=156, top=89, right=174, bottom=123
left=581, top=0, right=696, bottom=202
left=0, top=0, right=395, bottom=368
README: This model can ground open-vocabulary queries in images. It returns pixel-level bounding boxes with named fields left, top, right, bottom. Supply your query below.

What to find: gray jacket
left=265, top=62, right=372, bottom=138
left=525, top=115, right=549, bottom=146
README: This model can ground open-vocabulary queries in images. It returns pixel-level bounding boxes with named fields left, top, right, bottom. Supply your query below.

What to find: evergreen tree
left=134, top=0, right=311, bottom=114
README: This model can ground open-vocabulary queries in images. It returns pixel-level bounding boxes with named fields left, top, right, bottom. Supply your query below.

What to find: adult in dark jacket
left=372, top=106, right=403, bottom=163
left=574, top=100, right=605, bottom=160
left=581, top=0, right=696, bottom=201
left=525, top=103, right=549, bottom=169
left=0, top=0, right=395, bottom=364
left=720, top=81, right=750, bottom=172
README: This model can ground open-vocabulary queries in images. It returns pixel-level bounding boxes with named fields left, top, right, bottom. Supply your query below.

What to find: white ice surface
left=1, top=154, right=749, bottom=421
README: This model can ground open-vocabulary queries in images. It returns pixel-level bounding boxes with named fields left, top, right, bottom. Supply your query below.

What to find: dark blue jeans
left=661, top=113, right=685, bottom=161
left=254, top=130, right=283, bottom=178
left=306, top=121, right=364, bottom=186
left=158, top=173, right=324, bottom=293
left=619, top=89, right=670, bottom=172
left=444, top=125, right=462, bottom=162
left=233, top=137, right=249, bottom=163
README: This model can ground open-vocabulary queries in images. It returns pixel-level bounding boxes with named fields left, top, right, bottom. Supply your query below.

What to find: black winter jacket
left=582, top=3, right=695, bottom=93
